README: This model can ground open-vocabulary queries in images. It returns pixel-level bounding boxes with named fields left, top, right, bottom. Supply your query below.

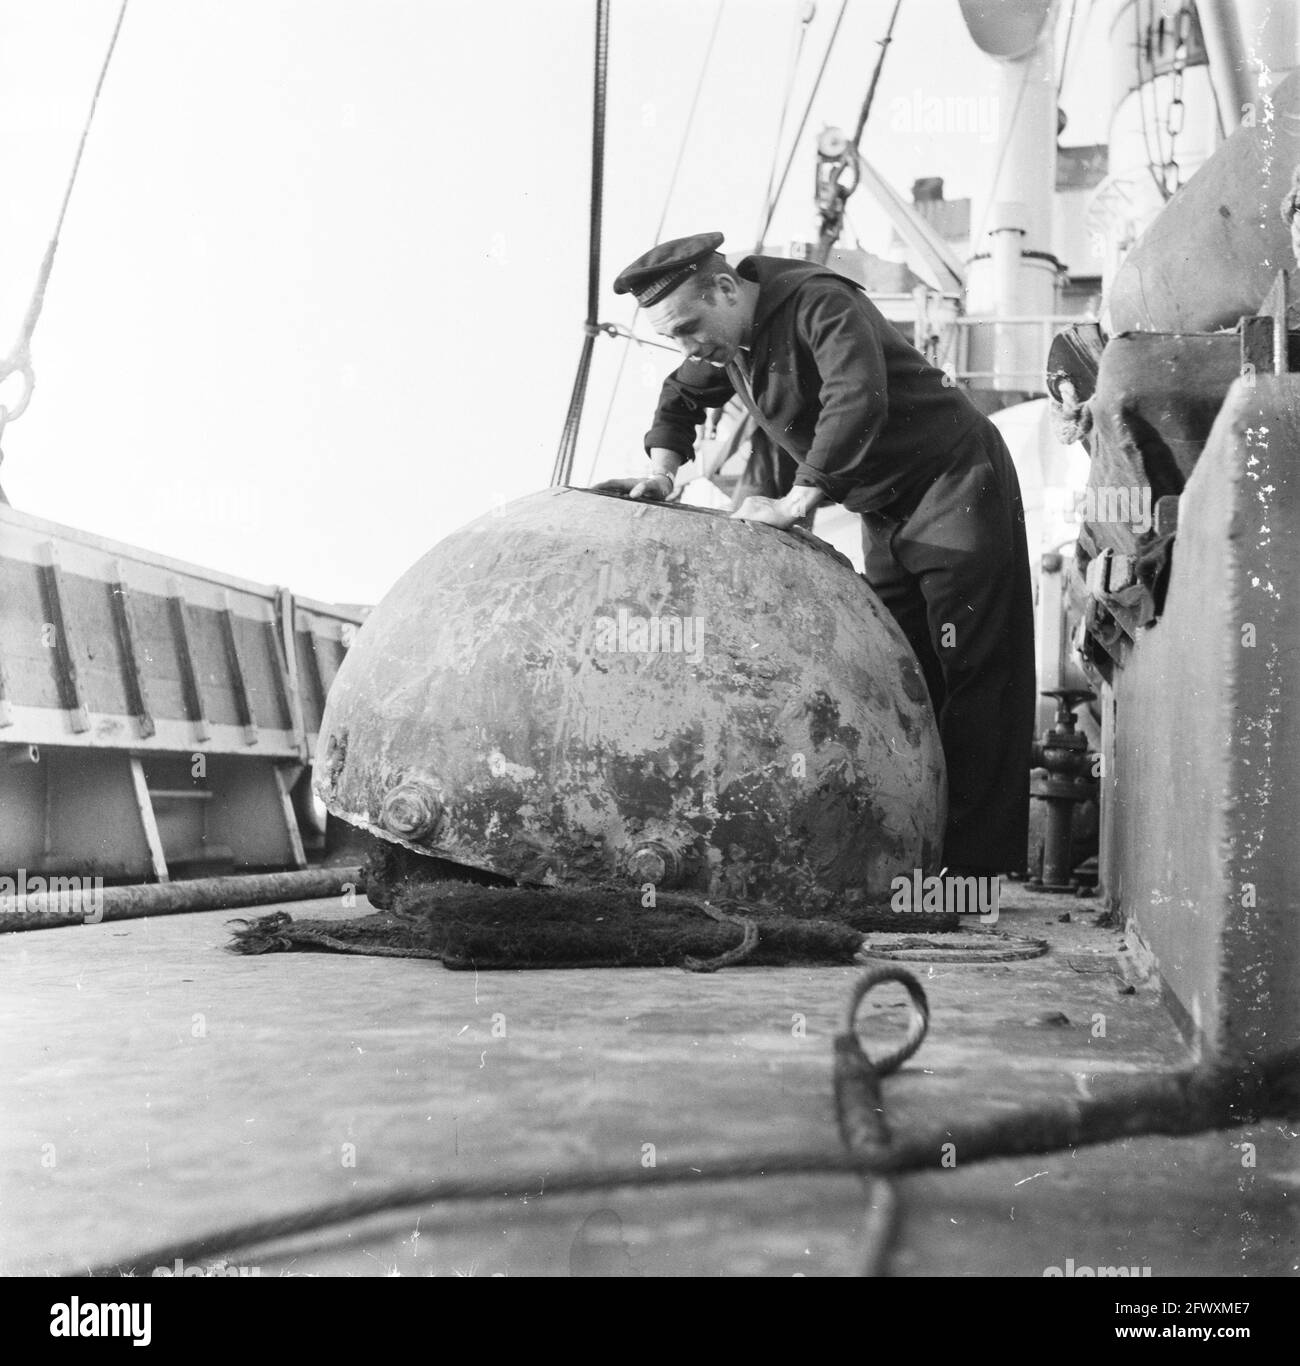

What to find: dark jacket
left=644, top=256, right=986, bottom=515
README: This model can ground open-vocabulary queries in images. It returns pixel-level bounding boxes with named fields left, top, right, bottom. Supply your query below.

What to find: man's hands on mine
left=730, top=495, right=800, bottom=530
left=590, top=473, right=674, bottom=501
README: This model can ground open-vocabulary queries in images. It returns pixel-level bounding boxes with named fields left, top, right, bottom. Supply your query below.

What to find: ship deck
left=3, top=885, right=1294, bottom=1278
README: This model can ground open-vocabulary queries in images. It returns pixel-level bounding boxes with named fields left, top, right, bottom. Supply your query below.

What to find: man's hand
left=590, top=473, right=674, bottom=501
left=730, top=495, right=799, bottom=529
left=731, top=485, right=825, bottom=530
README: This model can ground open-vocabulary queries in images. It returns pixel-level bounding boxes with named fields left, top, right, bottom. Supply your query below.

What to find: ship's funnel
left=315, top=489, right=945, bottom=915
left=959, top=0, right=1060, bottom=390
left=957, top=0, right=1054, bottom=59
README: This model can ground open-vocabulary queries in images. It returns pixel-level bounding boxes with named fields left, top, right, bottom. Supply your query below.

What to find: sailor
left=599, top=231, right=1035, bottom=878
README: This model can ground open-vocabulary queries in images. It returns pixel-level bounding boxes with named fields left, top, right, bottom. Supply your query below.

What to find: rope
left=591, top=321, right=679, bottom=355
left=841, top=964, right=929, bottom=1073
left=849, top=0, right=904, bottom=152
left=835, top=965, right=929, bottom=1275
left=552, top=0, right=611, bottom=488
left=812, top=0, right=904, bottom=265
left=227, top=913, right=432, bottom=960
left=1055, top=0, right=1077, bottom=104
left=758, top=0, right=850, bottom=251
left=77, top=1020, right=1300, bottom=1277
left=584, top=0, right=726, bottom=486
left=682, top=899, right=759, bottom=972
left=0, top=0, right=129, bottom=457
left=651, top=0, right=725, bottom=249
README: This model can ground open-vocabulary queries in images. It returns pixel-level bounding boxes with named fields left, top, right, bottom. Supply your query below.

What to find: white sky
left=0, top=0, right=1104, bottom=604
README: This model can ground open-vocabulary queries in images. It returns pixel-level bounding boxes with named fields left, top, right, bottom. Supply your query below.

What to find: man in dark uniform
left=602, top=231, right=1035, bottom=878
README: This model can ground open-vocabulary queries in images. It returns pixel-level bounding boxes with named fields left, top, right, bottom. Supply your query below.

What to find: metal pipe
left=1196, top=0, right=1300, bottom=129
left=1040, top=796, right=1077, bottom=888
left=960, top=1, right=1060, bottom=388
left=0, top=865, right=362, bottom=933
left=1030, top=688, right=1097, bottom=892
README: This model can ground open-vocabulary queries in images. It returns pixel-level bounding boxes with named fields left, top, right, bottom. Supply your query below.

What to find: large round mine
left=316, top=488, right=945, bottom=913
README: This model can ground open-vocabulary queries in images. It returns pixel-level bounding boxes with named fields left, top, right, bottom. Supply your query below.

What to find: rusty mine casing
left=315, top=488, right=946, bottom=914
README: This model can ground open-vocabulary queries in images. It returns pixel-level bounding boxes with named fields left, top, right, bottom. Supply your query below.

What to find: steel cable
left=585, top=0, right=727, bottom=485
left=0, top=0, right=130, bottom=461
left=758, top=0, right=850, bottom=251
left=753, top=1, right=815, bottom=251
left=552, top=0, right=611, bottom=487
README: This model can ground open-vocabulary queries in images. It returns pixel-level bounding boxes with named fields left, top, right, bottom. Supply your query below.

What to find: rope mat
left=226, top=881, right=881, bottom=971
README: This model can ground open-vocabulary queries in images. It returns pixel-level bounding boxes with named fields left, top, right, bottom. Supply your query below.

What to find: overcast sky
left=0, top=0, right=1103, bottom=604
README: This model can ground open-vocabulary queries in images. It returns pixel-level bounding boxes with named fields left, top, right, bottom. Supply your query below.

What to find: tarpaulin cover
left=1075, top=331, right=1242, bottom=649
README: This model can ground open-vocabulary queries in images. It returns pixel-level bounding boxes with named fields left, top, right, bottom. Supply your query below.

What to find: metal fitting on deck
left=1030, top=688, right=1097, bottom=893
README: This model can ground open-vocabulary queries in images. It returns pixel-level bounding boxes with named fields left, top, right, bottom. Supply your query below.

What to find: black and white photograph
left=0, top=0, right=1296, bottom=1314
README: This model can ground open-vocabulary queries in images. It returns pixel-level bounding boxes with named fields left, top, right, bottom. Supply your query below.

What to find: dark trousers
left=860, top=422, right=1036, bottom=873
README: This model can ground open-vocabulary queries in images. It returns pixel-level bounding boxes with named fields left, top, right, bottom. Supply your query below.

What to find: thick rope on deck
left=832, top=965, right=930, bottom=1275
left=76, top=974, right=1300, bottom=1278
left=227, top=882, right=865, bottom=970
left=681, top=900, right=760, bottom=972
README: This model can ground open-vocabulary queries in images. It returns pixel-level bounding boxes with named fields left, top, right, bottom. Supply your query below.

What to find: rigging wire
left=0, top=0, right=130, bottom=486
left=849, top=0, right=903, bottom=151
left=651, top=0, right=726, bottom=249
left=753, top=1, right=815, bottom=252
left=584, top=0, right=726, bottom=485
left=758, top=0, right=850, bottom=251
left=551, top=0, right=612, bottom=488
left=594, top=321, right=680, bottom=356
left=843, top=207, right=864, bottom=252
left=1056, top=0, right=1078, bottom=103
left=811, top=0, right=903, bottom=265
